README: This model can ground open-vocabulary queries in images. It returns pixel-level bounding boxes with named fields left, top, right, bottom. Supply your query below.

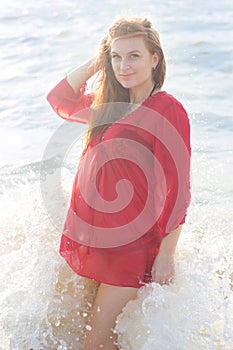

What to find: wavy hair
left=82, top=17, right=166, bottom=153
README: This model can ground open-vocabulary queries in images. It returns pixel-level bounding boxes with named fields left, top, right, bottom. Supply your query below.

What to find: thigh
left=84, top=283, right=139, bottom=349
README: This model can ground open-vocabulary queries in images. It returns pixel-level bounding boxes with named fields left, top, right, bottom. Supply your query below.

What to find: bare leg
left=83, top=282, right=139, bottom=350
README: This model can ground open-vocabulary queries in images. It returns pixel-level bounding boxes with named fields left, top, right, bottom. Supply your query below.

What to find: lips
left=119, top=73, right=134, bottom=79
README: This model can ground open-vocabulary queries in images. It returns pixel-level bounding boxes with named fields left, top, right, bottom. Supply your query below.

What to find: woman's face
left=110, top=36, right=158, bottom=91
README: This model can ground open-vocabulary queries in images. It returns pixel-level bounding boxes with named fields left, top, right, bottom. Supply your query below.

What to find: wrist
left=157, top=250, right=175, bottom=263
left=86, top=57, right=97, bottom=78
left=158, top=242, right=176, bottom=258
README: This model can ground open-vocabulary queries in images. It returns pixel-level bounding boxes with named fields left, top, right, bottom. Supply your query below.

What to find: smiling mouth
left=119, top=73, right=134, bottom=78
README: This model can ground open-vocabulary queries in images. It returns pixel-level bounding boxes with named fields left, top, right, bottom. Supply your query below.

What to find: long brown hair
left=82, top=17, right=166, bottom=154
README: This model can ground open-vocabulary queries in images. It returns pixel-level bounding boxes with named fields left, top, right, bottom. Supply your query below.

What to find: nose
left=120, top=58, right=130, bottom=70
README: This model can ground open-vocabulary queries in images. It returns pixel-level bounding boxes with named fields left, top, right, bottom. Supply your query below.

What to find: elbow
left=46, top=94, right=69, bottom=119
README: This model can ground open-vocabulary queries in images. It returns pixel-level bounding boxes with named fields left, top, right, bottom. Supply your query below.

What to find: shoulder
left=152, top=91, right=187, bottom=113
left=146, top=91, right=190, bottom=148
left=148, top=91, right=189, bottom=124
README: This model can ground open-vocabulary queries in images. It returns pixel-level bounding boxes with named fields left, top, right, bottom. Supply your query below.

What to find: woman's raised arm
left=47, top=58, right=97, bottom=123
left=66, top=57, right=96, bottom=93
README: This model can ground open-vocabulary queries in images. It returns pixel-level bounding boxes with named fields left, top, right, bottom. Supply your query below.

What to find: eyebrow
left=111, top=50, right=141, bottom=55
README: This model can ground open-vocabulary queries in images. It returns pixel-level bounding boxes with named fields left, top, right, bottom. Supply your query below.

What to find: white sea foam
left=0, top=172, right=99, bottom=349
left=116, top=220, right=233, bottom=349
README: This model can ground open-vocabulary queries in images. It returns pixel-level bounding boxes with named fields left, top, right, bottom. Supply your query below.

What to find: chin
left=119, top=81, right=135, bottom=89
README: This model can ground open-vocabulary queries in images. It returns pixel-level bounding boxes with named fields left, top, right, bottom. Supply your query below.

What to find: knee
left=83, top=328, right=118, bottom=350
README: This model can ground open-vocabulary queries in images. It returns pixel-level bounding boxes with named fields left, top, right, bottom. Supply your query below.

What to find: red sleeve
left=153, top=99, right=191, bottom=238
left=46, top=77, right=93, bottom=124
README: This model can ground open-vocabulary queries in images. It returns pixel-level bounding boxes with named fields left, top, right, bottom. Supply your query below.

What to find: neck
left=130, top=82, right=158, bottom=104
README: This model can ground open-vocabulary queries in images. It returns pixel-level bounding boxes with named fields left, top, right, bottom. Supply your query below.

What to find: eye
left=111, top=54, right=121, bottom=60
left=130, top=53, right=139, bottom=59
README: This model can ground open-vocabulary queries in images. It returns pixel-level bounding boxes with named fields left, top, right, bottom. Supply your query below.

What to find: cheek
left=111, top=61, right=118, bottom=73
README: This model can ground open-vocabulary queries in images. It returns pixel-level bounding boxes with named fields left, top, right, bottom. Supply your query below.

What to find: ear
left=152, top=53, right=159, bottom=69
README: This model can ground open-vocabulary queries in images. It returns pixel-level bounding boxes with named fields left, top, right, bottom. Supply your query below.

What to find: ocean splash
left=0, top=170, right=99, bottom=349
left=116, top=219, right=233, bottom=350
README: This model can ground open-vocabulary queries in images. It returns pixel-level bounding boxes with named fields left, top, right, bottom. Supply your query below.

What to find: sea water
left=0, top=0, right=233, bottom=349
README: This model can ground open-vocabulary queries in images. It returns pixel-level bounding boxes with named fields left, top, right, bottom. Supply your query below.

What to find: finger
left=159, top=279, right=172, bottom=285
left=153, top=275, right=173, bottom=285
left=166, top=277, right=173, bottom=284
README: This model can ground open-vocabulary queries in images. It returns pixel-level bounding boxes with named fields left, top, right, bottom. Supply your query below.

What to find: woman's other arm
left=151, top=225, right=183, bottom=285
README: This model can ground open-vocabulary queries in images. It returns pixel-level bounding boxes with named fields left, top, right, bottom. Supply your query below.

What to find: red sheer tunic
left=47, top=78, right=191, bottom=288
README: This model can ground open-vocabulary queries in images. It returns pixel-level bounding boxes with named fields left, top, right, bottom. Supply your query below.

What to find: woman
left=47, top=17, right=191, bottom=350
